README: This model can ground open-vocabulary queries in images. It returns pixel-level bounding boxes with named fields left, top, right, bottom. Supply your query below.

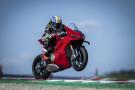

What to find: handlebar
left=84, top=41, right=90, bottom=45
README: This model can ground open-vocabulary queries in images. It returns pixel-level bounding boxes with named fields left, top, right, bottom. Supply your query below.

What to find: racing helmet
left=51, top=16, right=62, bottom=30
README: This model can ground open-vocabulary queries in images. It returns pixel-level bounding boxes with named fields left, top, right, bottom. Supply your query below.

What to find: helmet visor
left=55, top=23, right=61, bottom=29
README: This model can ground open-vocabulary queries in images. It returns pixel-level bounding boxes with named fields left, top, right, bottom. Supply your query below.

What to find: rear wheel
left=72, top=46, right=88, bottom=71
left=32, top=54, right=50, bottom=79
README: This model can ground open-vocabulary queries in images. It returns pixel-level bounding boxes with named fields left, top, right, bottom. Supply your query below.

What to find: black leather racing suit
left=42, top=21, right=67, bottom=54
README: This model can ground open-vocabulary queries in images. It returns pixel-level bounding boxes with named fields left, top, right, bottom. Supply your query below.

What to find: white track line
left=46, top=80, right=135, bottom=83
left=128, top=80, right=135, bottom=82
left=21, top=79, right=135, bottom=83
left=82, top=80, right=98, bottom=83
left=64, top=80, right=83, bottom=82
left=46, top=80, right=62, bottom=82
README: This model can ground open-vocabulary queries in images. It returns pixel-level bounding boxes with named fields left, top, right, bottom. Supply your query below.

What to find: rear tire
left=32, top=54, right=51, bottom=79
left=72, top=46, right=88, bottom=71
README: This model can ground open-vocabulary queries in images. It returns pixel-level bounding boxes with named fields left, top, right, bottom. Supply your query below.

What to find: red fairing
left=52, top=26, right=82, bottom=70
left=53, top=38, right=70, bottom=69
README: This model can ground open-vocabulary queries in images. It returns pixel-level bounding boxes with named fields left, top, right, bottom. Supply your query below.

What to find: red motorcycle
left=32, top=24, right=90, bottom=79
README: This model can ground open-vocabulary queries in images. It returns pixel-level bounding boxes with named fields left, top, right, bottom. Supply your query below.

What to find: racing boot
left=46, top=53, right=60, bottom=72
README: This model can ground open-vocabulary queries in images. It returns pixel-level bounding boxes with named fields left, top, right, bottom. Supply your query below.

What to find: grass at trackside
left=0, top=79, right=135, bottom=89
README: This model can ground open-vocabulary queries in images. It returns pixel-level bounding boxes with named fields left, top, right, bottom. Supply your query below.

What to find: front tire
left=72, top=46, right=88, bottom=71
left=32, top=54, right=50, bottom=79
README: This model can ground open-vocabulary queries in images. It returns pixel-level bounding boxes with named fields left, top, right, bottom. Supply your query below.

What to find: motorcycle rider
left=41, top=16, right=67, bottom=62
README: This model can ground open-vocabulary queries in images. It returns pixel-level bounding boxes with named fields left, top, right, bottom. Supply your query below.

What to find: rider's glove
left=57, top=31, right=67, bottom=37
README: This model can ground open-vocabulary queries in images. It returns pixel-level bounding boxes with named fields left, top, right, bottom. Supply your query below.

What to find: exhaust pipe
left=46, top=64, right=60, bottom=73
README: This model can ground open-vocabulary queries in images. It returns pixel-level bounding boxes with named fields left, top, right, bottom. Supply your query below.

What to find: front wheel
left=72, top=46, right=88, bottom=71
left=32, top=54, right=51, bottom=79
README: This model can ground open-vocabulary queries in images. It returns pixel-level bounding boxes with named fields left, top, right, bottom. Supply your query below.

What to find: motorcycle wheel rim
left=72, top=48, right=83, bottom=68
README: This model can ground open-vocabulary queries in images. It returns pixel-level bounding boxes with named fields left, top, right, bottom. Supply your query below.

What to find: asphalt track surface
left=0, top=79, right=135, bottom=90
left=0, top=84, right=126, bottom=90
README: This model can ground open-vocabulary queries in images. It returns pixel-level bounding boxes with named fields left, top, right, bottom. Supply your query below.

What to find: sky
left=0, top=0, right=135, bottom=77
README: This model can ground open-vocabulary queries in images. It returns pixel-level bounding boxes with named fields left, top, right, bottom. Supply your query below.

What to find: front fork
left=70, top=45, right=78, bottom=61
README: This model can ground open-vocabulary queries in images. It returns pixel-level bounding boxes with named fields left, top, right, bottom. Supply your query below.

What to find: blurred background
left=0, top=0, right=135, bottom=78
